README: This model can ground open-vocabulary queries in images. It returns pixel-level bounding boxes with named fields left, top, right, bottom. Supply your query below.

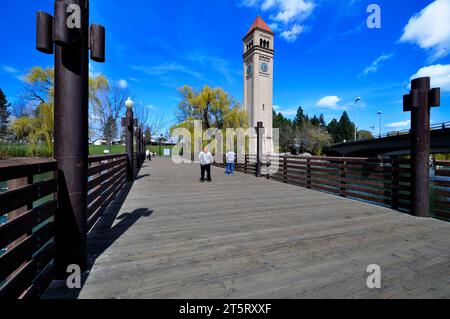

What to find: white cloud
left=268, top=22, right=279, bottom=31
left=280, top=24, right=304, bottom=42
left=270, top=0, right=315, bottom=24
left=2, top=65, right=19, bottom=74
left=316, top=96, right=347, bottom=110
left=131, top=62, right=203, bottom=79
left=241, top=0, right=315, bottom=42
left=410, top=64, right=450, bottom=92
left=400, top=0, right=450, bottom=62
left=386, top=120, right=411, bottom=128
left=117, top=79, right=128, bottom=89
left=361, top=53, right=394, bottom=75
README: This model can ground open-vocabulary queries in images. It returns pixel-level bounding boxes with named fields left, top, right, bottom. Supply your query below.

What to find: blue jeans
left=226, top=163, right=235, bottom=175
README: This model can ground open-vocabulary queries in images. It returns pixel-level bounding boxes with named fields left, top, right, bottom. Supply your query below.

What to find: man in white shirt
left=198, top=147, right=213, bottom=182
left=225, top=149, right=235, bottom=175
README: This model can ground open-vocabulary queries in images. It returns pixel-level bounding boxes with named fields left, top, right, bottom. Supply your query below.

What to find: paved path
left=45, top=158, right=450, bottom=298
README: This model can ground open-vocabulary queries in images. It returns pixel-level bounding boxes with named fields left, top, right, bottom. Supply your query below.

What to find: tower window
left=263, top=104, right=265, bottom=111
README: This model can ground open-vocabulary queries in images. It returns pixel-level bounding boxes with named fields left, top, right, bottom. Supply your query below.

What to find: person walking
left=225, top=149, right=235, bottom=175
left=199, top=147, right=213, bottom=182
left=146, top=149, right=151, bottom=161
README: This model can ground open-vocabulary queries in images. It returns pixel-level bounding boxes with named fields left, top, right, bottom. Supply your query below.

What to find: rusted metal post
left=37, top=0, right=105, bottom=279
left=256, top=122, right=264, bottom=177
left=126, top=108, right=134, bottom=181
left=403, top=77, right=440, bottom=217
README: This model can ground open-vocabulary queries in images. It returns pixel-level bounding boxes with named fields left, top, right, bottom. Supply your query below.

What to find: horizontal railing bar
left=88, top=172, right=127, bottom=230
left=88, top=170, right=127, bottom=218
left=88, top=153, right=127, bottom=164
left=20, top=261, right=54, bottom=300
left=87, top=157, right=127, bottom=177
left=0, top=242, right=54, bottom=299
left=0, top=221, right=54, bottom=284
left=0, top=160, right=56, bottom=183
left=88, top=161, right=127, bottom=191
left=0, top=179, right=57, bottom=215
left=87, top=167, right=127, bottom=204
left=0, top=200, right=57, bottom=248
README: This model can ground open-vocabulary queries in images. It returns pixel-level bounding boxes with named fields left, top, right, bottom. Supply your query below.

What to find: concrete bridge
left=41, top=158, right=450, bottom=299
left=326, top=122, right=450, bottom=157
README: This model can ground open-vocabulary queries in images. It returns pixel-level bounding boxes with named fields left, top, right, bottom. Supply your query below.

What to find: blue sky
left=1, top=0, right=450, bottom=134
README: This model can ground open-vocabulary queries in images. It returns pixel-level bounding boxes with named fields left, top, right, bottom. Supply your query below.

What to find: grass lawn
left=89, top=144, right=170, bottom=155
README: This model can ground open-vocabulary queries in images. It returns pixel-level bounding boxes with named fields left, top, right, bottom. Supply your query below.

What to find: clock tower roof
left=245, top=16, right=274, bottom=37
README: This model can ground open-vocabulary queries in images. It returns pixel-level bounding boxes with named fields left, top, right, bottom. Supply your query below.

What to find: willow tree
left=172, top=85, right=249, bottom=153
left=10, top=66, right=110, bottom=156
left=175, top=85, right=248, bottom=130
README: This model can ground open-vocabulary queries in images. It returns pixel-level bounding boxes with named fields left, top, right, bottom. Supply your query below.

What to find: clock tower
left=243, top=16, right=274, bottom=154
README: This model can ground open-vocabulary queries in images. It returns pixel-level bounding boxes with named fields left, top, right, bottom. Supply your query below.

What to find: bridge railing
left=214, top=155, right=413, bottom=213
left=432, top=160, right=450, bottom=220
left=0, top=159, right=58, bottom=299
left=87, top=154, right=128, bottom=230
left=1, top=152, right=143, bottom=298
left=334, top=121, right=450, bottom=144
left=267, top=155, right=412, bottom=212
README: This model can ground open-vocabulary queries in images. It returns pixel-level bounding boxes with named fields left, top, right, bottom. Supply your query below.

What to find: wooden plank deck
left=44, top=158, right=450, bottom=299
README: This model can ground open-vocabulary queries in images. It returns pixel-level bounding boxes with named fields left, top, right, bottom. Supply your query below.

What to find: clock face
left=246, top=64, right=253, bottom=76
left=261, top=62, right=269, bottom=73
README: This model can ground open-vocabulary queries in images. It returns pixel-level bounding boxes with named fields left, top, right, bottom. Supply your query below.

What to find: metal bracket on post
left=403, top=77, right=440, bottom=218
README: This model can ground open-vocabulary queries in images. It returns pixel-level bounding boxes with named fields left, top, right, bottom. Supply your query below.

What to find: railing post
left=403, top=77, right=440, bottom=217
left=283, top=156, right=287, bottom=183
left=306, top=158, right=312, bottom=189
left=245, top=154, right=249, bottom=174
left=339, top=160, right=346, bottom=197
left=126, top=108, right=134, bottom=182
left=256, top=122, right=264, bottom=177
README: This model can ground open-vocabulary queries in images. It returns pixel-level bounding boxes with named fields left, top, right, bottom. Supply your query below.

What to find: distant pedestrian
left=199, top=147, right=213, bottom=182
left=225, top=149, right=235, bottom=175
left=146, top=149, right=151, bottom=161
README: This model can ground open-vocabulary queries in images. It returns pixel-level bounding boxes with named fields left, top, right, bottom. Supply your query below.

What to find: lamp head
left=125, top=97, right=134, bottom=110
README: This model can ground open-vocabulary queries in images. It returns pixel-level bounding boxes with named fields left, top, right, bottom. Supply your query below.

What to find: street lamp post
left=377, top=111, right=382, bottom=138
left=125, top=97, right=134, bottom=181
left=159, top=134, right=163, bottom=156
left=354, top=97, right=361, bottom=141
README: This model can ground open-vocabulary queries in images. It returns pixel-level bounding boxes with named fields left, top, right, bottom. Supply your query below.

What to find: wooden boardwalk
left=44, top=158, right=450, bottom=299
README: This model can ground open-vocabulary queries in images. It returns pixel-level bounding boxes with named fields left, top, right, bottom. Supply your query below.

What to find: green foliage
left=172, top=85, right=249, bottom=153
left=175, top=85, right=248, bottom=130
left=357, top=130, right=373, bottom=141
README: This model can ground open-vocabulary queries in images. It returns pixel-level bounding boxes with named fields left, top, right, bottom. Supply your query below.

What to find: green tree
left=295, top=123, right=332, bottom=155
left=273, top=111, right=294, bottom=152
left=9, top=67, right=106, bottom=156
left=176, top=85, right=247, bottom=130
left=357, top=130, right=373, bottom=141
left=336, top=111, right=355, bottom=143
left=327, top=119, right=339, bottom=143
left=0, top=88, right=11, bottom=137
left=293, top=106, right=306, bottom=129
